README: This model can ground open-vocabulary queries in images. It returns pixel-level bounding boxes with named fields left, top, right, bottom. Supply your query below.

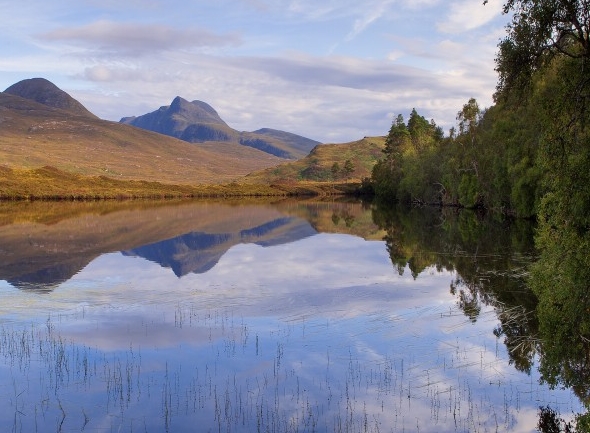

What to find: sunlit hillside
left=0, top=93, right=284, bottom=186
left=244, top=136, right=385, bottom=184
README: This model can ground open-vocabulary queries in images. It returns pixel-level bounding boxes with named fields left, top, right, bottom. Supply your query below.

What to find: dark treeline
left=373, top=1, right=590, bottom=431
left=371, top=98, right=542, bottom=217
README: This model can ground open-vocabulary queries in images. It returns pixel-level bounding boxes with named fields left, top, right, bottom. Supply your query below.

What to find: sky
left=0, top=0, right=509, bottom=143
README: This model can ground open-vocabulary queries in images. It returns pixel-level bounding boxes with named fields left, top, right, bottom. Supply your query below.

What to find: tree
left=492, top=0, right=590, bottom=99
left=407, top=108, right=434, bottom=150
left=493, top=1, right=590, bottom=425
left=343, top=159, right=355, bottom=180
left=456, top=98, right=481, bottom=142
left=383, top=114, right=409, bottom=161
left=493, top=0, right=590, bottom=226
left=331, top=162, right=340, bottom=180
left=372, top=110, right=445, bottom=203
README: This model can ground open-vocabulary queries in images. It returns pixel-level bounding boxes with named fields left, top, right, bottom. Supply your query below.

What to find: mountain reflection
left=0, top=199, right=378, bottom=290
left=122, top=217, right=316, bottom=277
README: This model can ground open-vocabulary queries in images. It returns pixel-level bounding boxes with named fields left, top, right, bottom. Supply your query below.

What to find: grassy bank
left=0, top=165, right=362, bottom=200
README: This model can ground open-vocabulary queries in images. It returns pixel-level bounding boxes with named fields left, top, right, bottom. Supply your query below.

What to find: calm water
left=0, top=199, right=581, bottom=432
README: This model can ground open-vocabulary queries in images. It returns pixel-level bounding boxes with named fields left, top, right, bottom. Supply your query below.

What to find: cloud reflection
left=0, top=226, right=582, bottom=432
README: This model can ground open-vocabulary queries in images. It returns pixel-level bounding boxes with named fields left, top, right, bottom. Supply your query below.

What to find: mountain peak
left=121, top=97, right=320, bottom=159
left=4, top=78, right=97, bottom=118
left=168, top=97, right=224, bottom=124
left=169, top=96, right=189, bottom=112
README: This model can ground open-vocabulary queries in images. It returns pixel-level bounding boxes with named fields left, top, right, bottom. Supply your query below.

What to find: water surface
left=0, top=199, right=581, bottom=432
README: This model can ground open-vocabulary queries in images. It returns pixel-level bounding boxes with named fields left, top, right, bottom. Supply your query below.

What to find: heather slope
left=245, top=136, right=385, bottom=183
left=0, top=91, right=282, bottom=185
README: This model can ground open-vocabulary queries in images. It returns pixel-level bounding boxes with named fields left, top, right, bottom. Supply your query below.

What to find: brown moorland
left=1, top=79, right=381, bottom=199
left=0, top=92, right=283, bottom=186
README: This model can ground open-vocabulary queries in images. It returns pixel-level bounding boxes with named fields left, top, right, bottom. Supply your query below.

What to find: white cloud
left=69, top=47, right=493, bottom=142
left=82, top=65, right=144, bottom=82
left=387, top=49, right=404, bottom=61
left=345, top=0, right=395, bottom=40
left=437, top=0, right=503, bottom=34
left=40, top=20, right=241, bottom=57
left=0, top=0, right=510, bottom=142
left=401, top=0, right=441, bottom=8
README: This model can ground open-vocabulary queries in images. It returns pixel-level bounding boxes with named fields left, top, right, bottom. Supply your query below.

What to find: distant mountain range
left=120, top=96, right=320, bottom=159
left=0, top=77, right=383, bottom=192
left=0, top=78, right=314, bottom=184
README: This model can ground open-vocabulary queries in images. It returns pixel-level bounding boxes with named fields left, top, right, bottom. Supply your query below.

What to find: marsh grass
left=0, top=302, right=561, bottom=433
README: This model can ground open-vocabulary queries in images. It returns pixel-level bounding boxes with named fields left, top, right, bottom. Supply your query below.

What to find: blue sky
left=0, top=0, right=508, bottom=142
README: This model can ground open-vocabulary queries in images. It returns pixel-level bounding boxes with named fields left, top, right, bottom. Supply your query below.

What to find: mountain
left=120, top=96, right=232, bottom=139
left=4, top=77, right=97, bottom=119
left=252, top=128, right=323, bottom=158
left=120, top=97, right=320, bottom=159
left=1, top=79, right=285, bottom=185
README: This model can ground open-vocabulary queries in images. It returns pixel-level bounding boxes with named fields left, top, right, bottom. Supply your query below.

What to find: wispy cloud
left=70, top=46, right=492, bottom=142
left=0, top=0, right=510, bottom=142
left=225, top=53, right=435, bottom=91
left=345, top=0, right=395, bottom=41
left=437, top=0, right=503, bottom=34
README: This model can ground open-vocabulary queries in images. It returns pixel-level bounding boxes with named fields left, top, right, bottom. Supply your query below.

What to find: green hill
left=244, top=136, right=385, bottom=183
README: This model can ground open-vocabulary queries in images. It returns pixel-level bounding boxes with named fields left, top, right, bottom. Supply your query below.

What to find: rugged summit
left=121, top=96, right=236, bottom=144
left=4, top=77, right=97, bottom=118
left=121, top=97, right=230, bottom=138
left=121, top=97, right=320, bottom=159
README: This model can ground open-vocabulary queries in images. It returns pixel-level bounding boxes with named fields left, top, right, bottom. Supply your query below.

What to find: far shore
left=0, top=165, right=365, bottom=201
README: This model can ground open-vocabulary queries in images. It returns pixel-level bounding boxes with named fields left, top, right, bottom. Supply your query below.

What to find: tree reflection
left=373, top=202, right=590, bottom=430
left=372, top=202, right=539, bottom=373
left=530, top=219, right=590, bottom=430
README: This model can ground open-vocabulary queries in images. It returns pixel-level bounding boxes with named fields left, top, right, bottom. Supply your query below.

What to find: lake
left=0, top=198, right=582, bottom=432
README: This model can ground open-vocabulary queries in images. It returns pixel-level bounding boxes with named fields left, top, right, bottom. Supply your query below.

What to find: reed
left=0, top=303, right=573, bottom=432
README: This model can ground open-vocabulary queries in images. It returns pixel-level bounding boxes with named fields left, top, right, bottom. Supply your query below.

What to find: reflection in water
left=0, top=199, right=335, bottom=289
left=373, top=204, right=540, bottom=373
left=123, top=217, right=316, bottom=277
left=0, top=199, right=584, bottom=432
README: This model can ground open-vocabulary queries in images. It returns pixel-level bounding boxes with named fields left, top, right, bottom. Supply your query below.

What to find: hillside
left=121, top=97, right=320, bottom=159
left=0, top=81, right=287, bottom=186
left=244, top=136, right=385, bottom=183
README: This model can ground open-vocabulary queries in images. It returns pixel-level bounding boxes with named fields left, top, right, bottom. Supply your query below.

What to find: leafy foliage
left=490, top=3, right=590, bottom=423
left=493, top=0, right=590, bottom=99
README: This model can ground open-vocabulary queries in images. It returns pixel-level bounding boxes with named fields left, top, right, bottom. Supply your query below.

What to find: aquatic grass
left=0, top=299, right=580, bottom=432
